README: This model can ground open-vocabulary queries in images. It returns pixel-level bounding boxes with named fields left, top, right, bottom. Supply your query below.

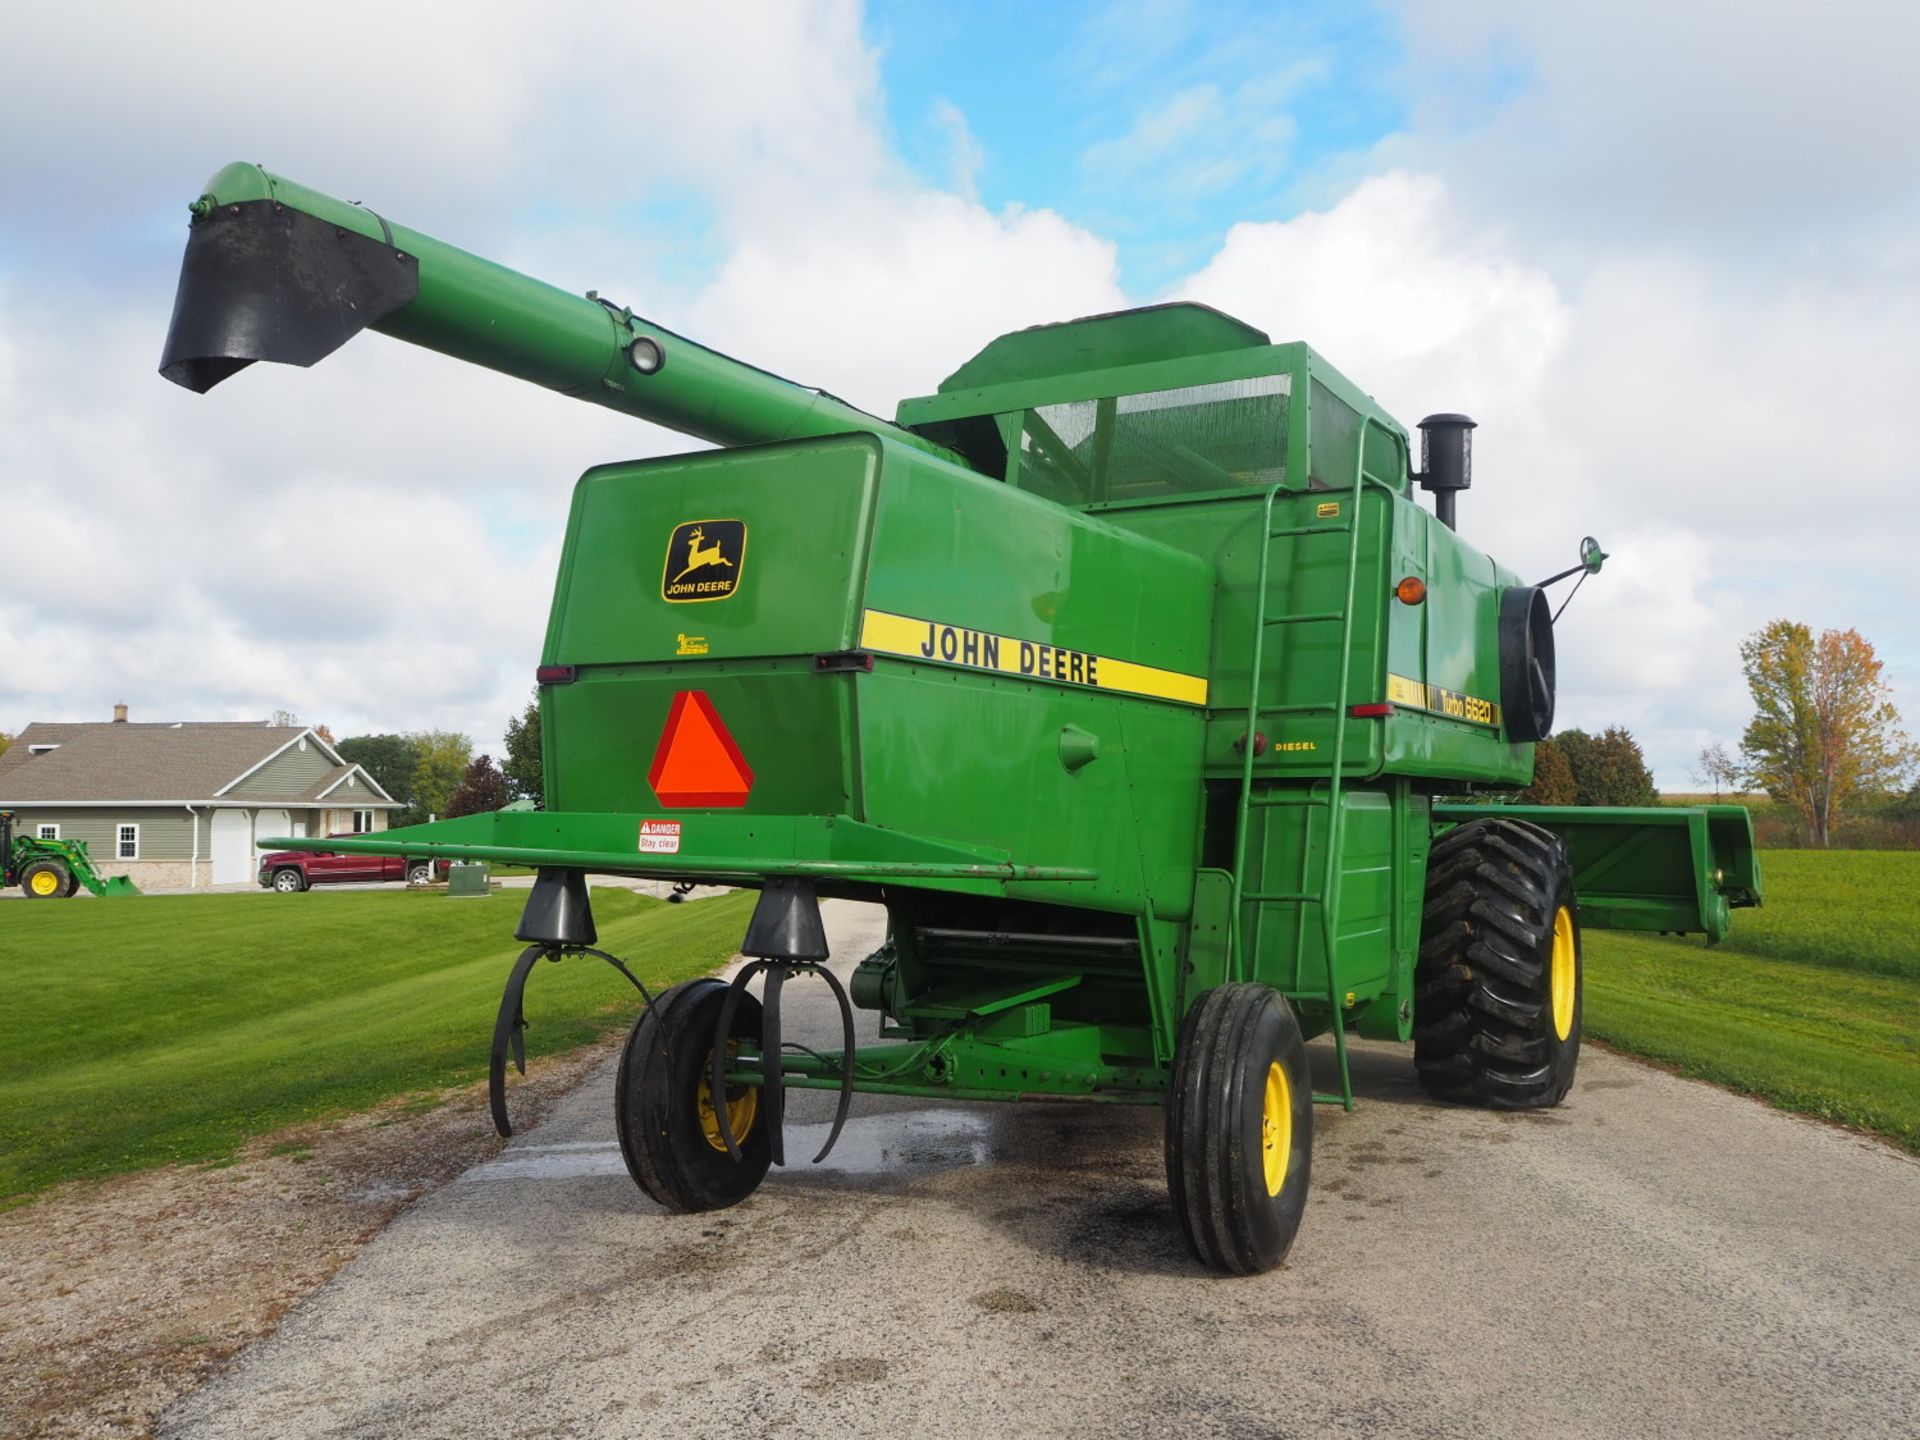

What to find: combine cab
left=156, top=164, right=1760, bottom=1273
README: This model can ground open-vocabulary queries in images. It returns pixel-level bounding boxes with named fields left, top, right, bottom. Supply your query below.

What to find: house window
left=352, top=810, right=375, bottom=833
left=37, top=824, right=60, bottom=840
left=117, top=824, right=139, bottom=859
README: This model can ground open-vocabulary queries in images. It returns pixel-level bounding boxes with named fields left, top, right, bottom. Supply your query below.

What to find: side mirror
left=1580, top=536, right=1608, bottom=574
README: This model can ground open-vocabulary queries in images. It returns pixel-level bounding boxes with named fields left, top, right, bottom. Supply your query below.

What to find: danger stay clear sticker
left=638, top=819, right=682, bottom=854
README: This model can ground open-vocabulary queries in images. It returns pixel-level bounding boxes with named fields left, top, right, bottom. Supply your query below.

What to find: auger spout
left=158, top=163, right=958, bottom=460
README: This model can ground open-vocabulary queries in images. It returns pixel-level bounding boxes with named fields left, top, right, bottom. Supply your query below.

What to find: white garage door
left=254, top=809, right=291, bottom=849
left=211, top=809, right=253, bottom=884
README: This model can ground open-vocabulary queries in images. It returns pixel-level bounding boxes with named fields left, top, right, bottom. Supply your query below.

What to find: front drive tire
left=20, top=859, right=72, bottom=899
left=1414, top=816, right=1581, bottom=1108
left=615, top=978, right=771, bottom=1213
left=271, top=867, right=306, bottom=894
left=1165, top=983, right=1314, bottom=1275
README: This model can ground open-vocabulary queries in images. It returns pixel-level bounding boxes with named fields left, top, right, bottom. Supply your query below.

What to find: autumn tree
left=1691, top=742, right=1739, bottom=798
left=0, top=730, right=11, bottom=760
left=502, top=691, right=543, bottom=806
left=1556, top=727, right=1658, bottom=807
left=1739, top=621, right=1914, bottom=848
left=408, top=730, right=475, bottom=822
left=446, top=754, right=511, bottom=818
left=1514, top=737, right=1576, bottom=805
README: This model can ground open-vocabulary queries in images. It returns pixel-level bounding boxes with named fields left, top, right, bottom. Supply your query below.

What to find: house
left=0, top=706, right=402, bottom=888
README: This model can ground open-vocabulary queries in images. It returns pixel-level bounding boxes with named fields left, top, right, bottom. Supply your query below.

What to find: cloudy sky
left=1, top=0, right=1914, bottom=785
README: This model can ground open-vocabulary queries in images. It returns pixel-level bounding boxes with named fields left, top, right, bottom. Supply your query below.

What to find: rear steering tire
left=1414, top=816, right=1581, bottom=1107
left=1165, top=983, right=1313, bottom=1275
left=20, top=859, right=72, bottom=899
left=615, top=978, right=771, bottom=1212
left=406, top=862, right=434, bottom=886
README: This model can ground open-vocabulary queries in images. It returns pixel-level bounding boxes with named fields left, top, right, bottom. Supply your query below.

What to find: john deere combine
left=157, top=164, right=1758, bottom=1273
left=1, top=810, right=141, bottom=897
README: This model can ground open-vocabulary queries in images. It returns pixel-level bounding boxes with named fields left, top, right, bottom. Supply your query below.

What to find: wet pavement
left=161, top=901, right=1920, bottom=1440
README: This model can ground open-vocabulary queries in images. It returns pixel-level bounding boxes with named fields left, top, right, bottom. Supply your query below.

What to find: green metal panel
left=1435, top=802, right=1763, bottom=942
left=546, top=662, right=855, bottom=817
left=446, top=861, right=491, bottom=897
left=1235, top=784, right=1399, bottom=1033
left=546, top=437, right=882, bottom=665
left=934, top=304, right=1271, bottom=393
left=287, top=808, right=1095, bottom=889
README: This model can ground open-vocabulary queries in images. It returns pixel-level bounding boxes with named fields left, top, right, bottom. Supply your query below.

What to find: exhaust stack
left=1416, top=413, right=1477, bottom=532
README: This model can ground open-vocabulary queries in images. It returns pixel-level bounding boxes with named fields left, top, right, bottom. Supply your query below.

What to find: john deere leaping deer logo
left=662, top=519, right=747, bottom=602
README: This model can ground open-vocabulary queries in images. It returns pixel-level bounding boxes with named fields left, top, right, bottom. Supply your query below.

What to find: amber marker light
left=1395, top=576, right=1427, bottom=604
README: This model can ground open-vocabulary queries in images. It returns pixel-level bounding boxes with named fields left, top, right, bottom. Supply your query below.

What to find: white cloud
left=1175, top=165, right=1917, bottom=783
left=1, top=0, right=1914, bottom=796
left=929, top=99, right=987, bottom=205
left=1081, top=70, right=1308, bottom=204
left=1389, top=0, right=1920, bottom=255
left=0, top=2, right=1124, bottom=758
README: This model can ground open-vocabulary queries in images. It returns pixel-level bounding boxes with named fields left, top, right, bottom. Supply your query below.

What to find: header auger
left=160, top=163, right=1759, bottom=1273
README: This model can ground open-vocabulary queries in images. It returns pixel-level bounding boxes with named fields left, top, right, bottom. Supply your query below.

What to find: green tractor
left=156, top=164, right=1760, bottom=1273
left=1, top=810, right=141, bottom=898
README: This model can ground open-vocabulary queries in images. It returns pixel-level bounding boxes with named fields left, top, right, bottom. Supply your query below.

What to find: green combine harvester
left=1, top=810, right=141, bottom=897
left=157, top=164, right=1759, bottom=1273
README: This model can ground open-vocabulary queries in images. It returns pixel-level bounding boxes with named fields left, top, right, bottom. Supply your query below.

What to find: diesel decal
left=858, top=608, right=1208, bottom=706
left=1386, top=673, right=1503, bottom=728
left=662, top=519, right=746, bottom=602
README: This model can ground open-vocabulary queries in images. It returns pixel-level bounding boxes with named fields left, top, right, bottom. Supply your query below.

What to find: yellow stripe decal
left=860, top=609, right=1208, bottom=707
left=1386, top=673, right=1502, bottom=728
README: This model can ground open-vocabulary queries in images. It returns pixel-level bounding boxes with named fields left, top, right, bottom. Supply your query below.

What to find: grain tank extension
left=159, top=164, right=1760, bottom=1274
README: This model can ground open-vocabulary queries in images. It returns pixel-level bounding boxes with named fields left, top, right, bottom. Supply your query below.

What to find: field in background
left=1582, top=850, right=1920, bottom=1152
left=2, top=886, right=754, bottom=1200
left=1661, top=791, right=1920, bottom=850
left=6, top=848, right=1913, bottom=1202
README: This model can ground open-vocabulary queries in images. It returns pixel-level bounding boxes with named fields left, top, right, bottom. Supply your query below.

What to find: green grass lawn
left=1582, top=850, right=1920, bottom=1152
left=1, top=886, right=754, bottom=1200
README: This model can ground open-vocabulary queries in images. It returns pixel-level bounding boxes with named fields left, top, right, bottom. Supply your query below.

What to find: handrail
left=1227, top=484, right=1288, bottom=980
left=1224, top=426, right=1407, bottom=1110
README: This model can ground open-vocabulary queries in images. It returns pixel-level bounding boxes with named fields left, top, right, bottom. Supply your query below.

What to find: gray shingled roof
left=0, top=722, right=320, bottom=803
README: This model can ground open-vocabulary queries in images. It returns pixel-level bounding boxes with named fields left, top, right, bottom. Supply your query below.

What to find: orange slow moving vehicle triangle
left=646, top=690, right=755, bottom=807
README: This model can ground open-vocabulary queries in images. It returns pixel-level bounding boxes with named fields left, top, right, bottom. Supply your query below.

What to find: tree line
left=1513, top=620, right=1913, bottom=849
left=334, top=695, right=541, bottom=826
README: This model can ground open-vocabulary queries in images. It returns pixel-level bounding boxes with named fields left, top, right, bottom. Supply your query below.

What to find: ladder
left=1228, top=415, right=1404, bottom=1111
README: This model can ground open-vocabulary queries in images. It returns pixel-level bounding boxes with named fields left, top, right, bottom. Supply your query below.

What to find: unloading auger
left=159, top=163, right=1761, bottom=1274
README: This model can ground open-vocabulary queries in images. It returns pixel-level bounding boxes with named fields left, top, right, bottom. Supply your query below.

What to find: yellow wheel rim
left=698, top=1044, right=760, bottom=1153
left=1261, top=1060, right=1292, bottom=1197
left=29, top=870, right=59, bottom=896
left=1550, top=905, right=1577, bottom=1042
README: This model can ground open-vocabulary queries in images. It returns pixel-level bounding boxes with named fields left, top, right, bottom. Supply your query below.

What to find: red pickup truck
left=257, top=836, right=448, bottom=893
